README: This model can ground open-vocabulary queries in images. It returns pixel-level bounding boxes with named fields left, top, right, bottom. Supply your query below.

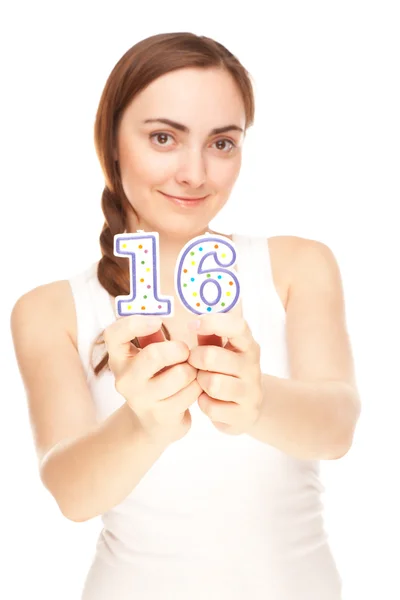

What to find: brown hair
left=91, top=32, right=255, bottom=376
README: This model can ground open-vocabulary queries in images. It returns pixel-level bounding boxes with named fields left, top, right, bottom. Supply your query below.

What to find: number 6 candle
left=175, top=232, right=240, bottom=315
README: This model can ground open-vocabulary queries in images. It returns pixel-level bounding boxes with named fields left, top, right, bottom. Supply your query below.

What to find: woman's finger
left=190, top=313, right=256, bottom=355
left=104, top=315, right=162, bottom=376
left=188, top=344, right=242, bottom=376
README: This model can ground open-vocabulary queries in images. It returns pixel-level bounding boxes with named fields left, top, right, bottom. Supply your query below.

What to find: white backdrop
left=2, top=1, right=399, bottom=599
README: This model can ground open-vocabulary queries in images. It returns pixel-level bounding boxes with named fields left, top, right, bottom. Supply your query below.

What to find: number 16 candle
left=114, top=231, right=240, bottom=316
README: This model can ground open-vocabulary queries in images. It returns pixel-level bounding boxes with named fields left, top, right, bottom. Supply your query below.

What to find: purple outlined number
left=114, top=231, right=173, bottom=317
left=175, top=233, right=240, bottom=315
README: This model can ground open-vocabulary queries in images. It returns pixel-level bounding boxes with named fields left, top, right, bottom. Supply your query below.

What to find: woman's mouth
left=159, top=191, right=209, bottom=207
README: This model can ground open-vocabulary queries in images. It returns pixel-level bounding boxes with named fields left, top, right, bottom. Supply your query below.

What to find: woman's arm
left=10, top=282, right=169, bottom=522
left=249, top=376, right=360, bottom=459
left=40, top=402, right=168, bottom=522
left=248, top=238, right=361, bottom=459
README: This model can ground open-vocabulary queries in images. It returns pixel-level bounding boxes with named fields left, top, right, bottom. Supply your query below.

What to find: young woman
left=11, top=32, right=361, bottom=600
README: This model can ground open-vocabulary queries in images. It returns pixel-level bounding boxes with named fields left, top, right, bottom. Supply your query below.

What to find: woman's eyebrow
left=143, top=118, right=244, bottom=135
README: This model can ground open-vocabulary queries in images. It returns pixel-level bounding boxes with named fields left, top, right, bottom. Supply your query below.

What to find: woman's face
left=115, top=67, right=246, bottom=239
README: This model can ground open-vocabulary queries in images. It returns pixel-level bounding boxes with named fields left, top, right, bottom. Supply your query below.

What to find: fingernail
left=188, top=319, right=201, bottom=331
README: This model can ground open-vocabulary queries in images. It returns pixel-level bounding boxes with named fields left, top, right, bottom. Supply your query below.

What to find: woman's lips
left=159, top=191, right=209, bottom=207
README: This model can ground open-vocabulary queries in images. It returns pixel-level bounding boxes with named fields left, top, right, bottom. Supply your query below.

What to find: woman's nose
left=176, top=148, right=207, bottom=187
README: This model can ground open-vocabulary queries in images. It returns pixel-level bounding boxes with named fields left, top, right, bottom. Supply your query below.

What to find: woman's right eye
left=149, top=132, right=174, bottom=146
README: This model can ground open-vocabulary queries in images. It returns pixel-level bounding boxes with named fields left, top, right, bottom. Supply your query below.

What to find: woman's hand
left=104, top=315, right=202, bottom=446
left=187, top=313, right=263, bottom=435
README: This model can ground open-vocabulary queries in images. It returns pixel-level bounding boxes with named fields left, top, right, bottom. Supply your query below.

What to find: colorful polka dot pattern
left=176, top=235, right=240, bottom=315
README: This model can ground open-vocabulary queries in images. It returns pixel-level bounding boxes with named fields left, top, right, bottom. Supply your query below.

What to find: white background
left=2, top=1, right=399, bottom=599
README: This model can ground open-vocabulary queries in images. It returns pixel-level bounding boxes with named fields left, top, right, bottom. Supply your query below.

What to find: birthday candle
left=114, top=230, right=174, bottom=317
left=175, top=233, right=240, bottom=315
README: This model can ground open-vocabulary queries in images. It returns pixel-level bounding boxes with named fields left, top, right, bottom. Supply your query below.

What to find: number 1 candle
left=114, top=230, right=173, bottom=316
left=175, top=232, right=240, bottom=315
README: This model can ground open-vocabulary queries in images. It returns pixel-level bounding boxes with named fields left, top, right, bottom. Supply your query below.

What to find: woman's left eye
left=213, top=139, right=236, bottom=152
left=149, top=133, right=236, bottom=152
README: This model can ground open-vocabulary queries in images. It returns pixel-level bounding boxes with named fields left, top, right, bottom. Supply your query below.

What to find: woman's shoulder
left=269, top=234, right=341, bottom=302
left=266, top=235, right=335, bottom=311
left=11, top=279, right=79, bottom=351
left=269, top=235, right=338, bottom=274
left=268, top=234, right=323, bottom=274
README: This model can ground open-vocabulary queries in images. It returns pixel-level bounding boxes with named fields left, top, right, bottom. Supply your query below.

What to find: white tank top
left=68, top=233, right=342, bottom=600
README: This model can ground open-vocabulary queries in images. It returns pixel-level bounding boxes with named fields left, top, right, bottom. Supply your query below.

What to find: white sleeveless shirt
left=68, top=233, right=342, bottom=600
